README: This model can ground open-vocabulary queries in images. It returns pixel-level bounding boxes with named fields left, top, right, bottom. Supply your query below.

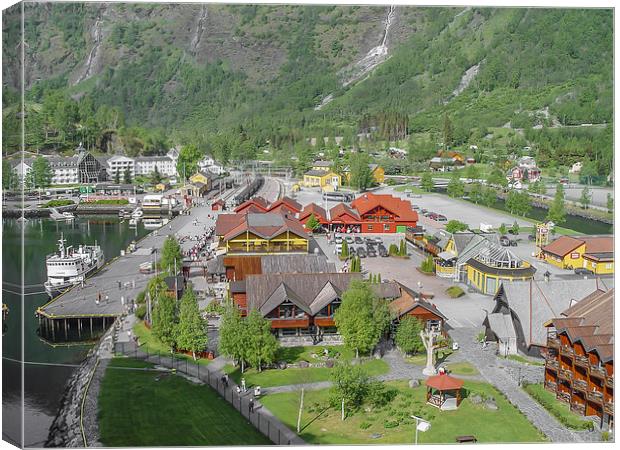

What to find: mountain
left=2, top=3, right=613, bottom=175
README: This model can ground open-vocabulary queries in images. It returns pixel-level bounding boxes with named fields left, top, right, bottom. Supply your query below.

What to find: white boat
left=49, top=208, right=75, bottom=221
left=131, top=208, right=143, bottom=219
left=44, top=234, right=105, bottom=297
left=142, top=218, right=163, bottom=230
left=128, top=218, right=138, bottom=228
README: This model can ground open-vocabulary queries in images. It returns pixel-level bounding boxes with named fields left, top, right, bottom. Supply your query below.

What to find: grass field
left=98, top=357, right=270, bottom=446
left=444, top=362, right=479, bottom=375
left=261, top=380, right=546, bottom=444
left=505, top=354, right=545, bottom=366
left=223, top=345, right=389, bottom=388
left=132, top=321, right=211, bottom=366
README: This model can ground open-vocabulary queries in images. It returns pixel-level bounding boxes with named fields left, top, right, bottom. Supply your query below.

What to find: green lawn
left=445, top=362, right=479, bottom=376
left=224, top=345, right=389, bottom=388
left=132, top=321, right=211, bottom=366
left=261, top=380, right=546, bottom=444
left=394, top=184, right=426, bottom=194
left=98, top=357, right=270, bottom=446
left=505, top=354, right=545, bottom=366
left=523, top=383, right=593, bottom=430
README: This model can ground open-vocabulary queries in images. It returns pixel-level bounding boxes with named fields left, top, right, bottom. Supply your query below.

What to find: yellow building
left=311, top=160, right=333, bottom=172
left=303, top=170, right=341, bottom=188
left=218, top=212, right=309, bottom=254
left=189, top=171, right=214, bottom=189
left=541, top=235, right=614, bottom=274
left=466, top=254, right=536, bottom=295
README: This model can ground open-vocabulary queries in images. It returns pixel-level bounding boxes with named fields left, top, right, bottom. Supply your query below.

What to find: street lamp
left=411, top=415, right=431, bottom=445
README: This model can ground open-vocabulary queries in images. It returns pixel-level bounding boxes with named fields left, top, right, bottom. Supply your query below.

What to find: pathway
left=448, top=327, right=584, bottom=443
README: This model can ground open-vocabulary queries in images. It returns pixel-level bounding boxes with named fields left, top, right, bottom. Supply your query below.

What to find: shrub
left=359, top=422, right=372, bottom=430
left=367, top=382, right=398, bottom=408
left=419, top=255, right=435, bottom=273
left=136, top=304, right=147, bottom=320
left=44, top=199, right=74, bottom=207
left=601, top=431, right=610, bottom=442
left=136, top=291, right=146, bottom=304
left=446, top=286, right=465, bottom=298
left=384, top=420, right=399, bottom=429
left=524, top=384, right=594, bottom=430
left=388, top=243, right=399, bottom=256
left=89, top=199, right=130, bottom=205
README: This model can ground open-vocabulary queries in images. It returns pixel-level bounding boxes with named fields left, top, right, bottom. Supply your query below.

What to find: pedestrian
left=105, top=294, right=109, bottom=303
left=224, top=373, right=229, bottom=387
left=249, top=397, right=254, bottom=413
left=118, top=281, right=121, bottom=290
left=236, top=386, right=241, bottom=395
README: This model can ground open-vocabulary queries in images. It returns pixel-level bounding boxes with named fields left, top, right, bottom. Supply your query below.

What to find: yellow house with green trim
left=303, top=169, right=342, bottom=189
left=541, top=235, right=614, bottom=274
left=218, top=212, right=309, bottom=255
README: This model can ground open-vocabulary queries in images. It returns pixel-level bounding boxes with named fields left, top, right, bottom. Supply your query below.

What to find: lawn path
left=448, top=327, right=587, bottom=443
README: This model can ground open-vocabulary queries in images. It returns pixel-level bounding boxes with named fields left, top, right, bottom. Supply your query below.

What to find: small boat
left=131, top=208, right=143, bottom=219
left=142, top=218, right=163, bottom=230
left=49, top=208, right=74, bottom=221
left=16, top=217, right=28, bottom=224
left=128, top=218, right=138, bottom=228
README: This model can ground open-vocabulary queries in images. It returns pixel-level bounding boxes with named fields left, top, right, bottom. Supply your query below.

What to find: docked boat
left=128, top=218, right=138, bottom=228
left=142, top=218, right=163, bottom=230
left=49, top=207, right=75, bottom=221
left=43, top=234, right=105, bottom=297
left=131, top=208, right=144, bottom=219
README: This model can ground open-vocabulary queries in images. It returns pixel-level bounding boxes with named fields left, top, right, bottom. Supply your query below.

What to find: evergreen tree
left=160, top=236, right=183, bottom=274
left=399, top=239, right=406, bottom=256
left=442, top=112, right=453, bottom=149
left=421, top=172, right=434, bottom=192
left=511, top=221, right=520, bottom=235
left=218, top=306, right=250, bottom=373
left=349, top=153, right=373, bottom=191
left=395, top=316, right=424, bottom=355
left=498, top=223, right=507, bottom=235
left=341, top=240, right=349, bottom=258
left=579, top=186, right=591, bottom=209
left=245, top=309, right=279, bottom=372
left=547, top=184, right=567, bottom=224
left=607, top=193, right=613, bottom=213
left=2, top=160, right=16, bottom=191
left=31, top=156, right=53, bottom=188
left=114, top=170, right=120, bottom=184
left=123, top=167, right=132, bottom=184
left=306, top=213, right=321, bottom=231
left=150, top=166, right=162, bottom=184
left=175, top=287, right=208, bottom=360
left=152, top=293, right=178, bottom=352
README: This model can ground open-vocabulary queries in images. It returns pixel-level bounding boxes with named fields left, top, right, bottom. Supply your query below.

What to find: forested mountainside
left=2, top=3, right=613, bottom=175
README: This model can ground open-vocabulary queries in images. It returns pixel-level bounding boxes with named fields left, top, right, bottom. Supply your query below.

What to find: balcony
left=574, top=355, right=589, bottom=368
left=570, top=402, right=586, bottom=415
left=314, top=316, right=336, bottom=327
left=586, top=390, right=604, bottom=403
left=544, top=380, right=557, bottom=392
left=557, top=391, right=571, bottom=403
left=560, top=346, right=574, bottom=357
left=606, top=376, right=613, bottom=388
left=590, top=365, right=606, bottom=378
left=547, top=336, right=560, bottom=349
left=573, top=379, right=588, bottom=391
left=559, top=368, right=573, bottom=380
left=545, top=359, right=559, bottom=371
left=270, top=317, right=310, bottom=329
left=604, top=402, right=614, bottom=415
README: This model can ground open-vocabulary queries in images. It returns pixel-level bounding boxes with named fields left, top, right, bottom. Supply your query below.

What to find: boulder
left=470, top=394, right=483, bottom=404
left=325, top=359, right=335, bottom=368
left=484, top=400, right=498, bottom=411
left=409, top=379, right=420, bottom=388
left=299, top=360, right=309, bottom=369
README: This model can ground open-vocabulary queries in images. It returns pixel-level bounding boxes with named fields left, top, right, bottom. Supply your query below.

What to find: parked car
left=367, top=249, right=377, bottom=257
left=421, top=208, right=428, bottom=215
left=499, top=236, right=511, bottom=247
left=354, top=236, right=364, bottom=244
left=335, top=235, right=343, bottom=244
left=364, top=237, right=375, bottom=244
left=345, top=236, right=354, bottom=244
left=349, top=247, right=357, bottom=255
left=357, top=247, right=367, bottom=258
left=428, top=213, right=439, bottom=220
left=509, top=240, right=518, bottom=247
left=412, top=205, right=420, bottom=211
left=378, top=246, right=389, bottom=257
left=335, top=244, right=343, bottom=255
left=435, top=215, right=447, bottom=222
left=574, top=268, right=594, bottom=275
left=372, top=237, right=383, bottom=244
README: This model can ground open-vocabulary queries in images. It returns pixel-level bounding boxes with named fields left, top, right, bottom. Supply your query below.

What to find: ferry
left=44, top=234, right=105, bottom=297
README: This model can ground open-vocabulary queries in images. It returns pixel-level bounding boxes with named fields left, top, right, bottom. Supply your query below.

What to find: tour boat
left=43, top=234, right=105, bottom=297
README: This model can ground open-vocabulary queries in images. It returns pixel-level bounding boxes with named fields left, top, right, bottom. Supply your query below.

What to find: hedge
left=523, top=384, right=593, bottom=431
left=44, top=199, right=74, bottom=207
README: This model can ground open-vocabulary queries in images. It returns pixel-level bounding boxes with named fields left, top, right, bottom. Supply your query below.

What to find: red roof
left=542, top=235, right=613, bottom=257
left=235, top=197, right=269, bottom=214
left=329, top=203, right=360, bottom=223
left=215, top=213, right=245, bottom=236
left=223, top=213, right=308, bottom=242
left=267, top=196, right=302, bottom=214
left=350, top=192, right=418, bottom=222
left=213, top=199, right=225, bottom=206
left=299, top=203, right=328, bottom=222
left=425, top=373, right=464, bottom=391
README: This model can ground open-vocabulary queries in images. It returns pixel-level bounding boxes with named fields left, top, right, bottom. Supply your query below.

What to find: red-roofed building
left=350, top=192, right=418, bottom=233
left=329, top=203, right=362, bottom=233
left=298, top=203, right=328, bottom=230
left=234, top=197, right=269, bottom=214
left=267, top=196, right=302, bottom=215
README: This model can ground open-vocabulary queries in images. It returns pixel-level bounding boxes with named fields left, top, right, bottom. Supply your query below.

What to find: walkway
left=448, top=327, right=584, bottom=443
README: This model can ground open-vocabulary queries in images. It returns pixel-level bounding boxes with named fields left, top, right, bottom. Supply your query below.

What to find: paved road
left=448, top=327, right=584, bottom=443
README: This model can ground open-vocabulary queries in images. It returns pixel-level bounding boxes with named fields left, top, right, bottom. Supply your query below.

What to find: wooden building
left=388, top=282, right=447, bottom=335
left=541, top=235, right=614, bottom=275
left=543, top=288, right=613, bottom=429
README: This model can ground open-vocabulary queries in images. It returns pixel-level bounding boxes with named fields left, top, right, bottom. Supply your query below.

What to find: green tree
left=442, top=112, right=453, bottom=149
left=31, top=156, right=53, bottom=189
left=334, top=281, right=386, bottom=358
left=150, top=166, right=162, bottom=184
left=306, top=213, right=321, bottom=231
left=465, top=164, right=480, bottom=180
left=395, top=316, right=424, bottom=355
left=329, top=362, right=370, bottom=419
left=469, top=182, right=483, bottom=204
left=349, top=153, right=373, bottom=191
left=340, top=240, right=349, bottom=258
left=398, top=239, right=406, bottom=256
left=482, top=186, right=497, bottom=207
left=245, top=309, right=279, bottom=372
left=607, top=193, right=613, bottom=213
left=151, top=293, right=178, bottom=352
left=114, top=170, right=120, bottom=184
left=498, top=223, right=507, bottom=235
left=420, top=255, right=434, bottom=273
left=177, top=144, right=203, bottom=181
left=123, top=167, right=132, bottom=184
left=218, top=306, right=250, bottom=373
left=447, top=171, right=464, bottom=198
left=511, top=221, right=520, bottom=235
left=420, top=172, right=434, bottom=192
left=445, top=220, right=468, bottom=233
left=579, top=186, right=591, bottom=209
left=547, top=184, right=567, bottom=224
left=160, top=236, right=183, bottom=274
left=486, top=168, right=508, bottom=187
left=2, top=160, right=16, bottom=191
left=175, top=287, right=208, bottom=360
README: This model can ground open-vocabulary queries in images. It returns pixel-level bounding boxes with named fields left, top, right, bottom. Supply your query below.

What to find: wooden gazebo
left=425, top=373, right=464, bottom=410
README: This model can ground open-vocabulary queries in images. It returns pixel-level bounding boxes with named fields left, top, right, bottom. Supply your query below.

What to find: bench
left=456, top=435, right=477, bottom=443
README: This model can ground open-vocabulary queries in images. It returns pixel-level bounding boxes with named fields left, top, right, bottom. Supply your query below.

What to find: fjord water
left=2, top=216, right=148, bottom=447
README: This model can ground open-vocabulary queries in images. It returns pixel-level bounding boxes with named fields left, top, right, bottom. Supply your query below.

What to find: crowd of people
left=180, top=223, right=216, bottom=261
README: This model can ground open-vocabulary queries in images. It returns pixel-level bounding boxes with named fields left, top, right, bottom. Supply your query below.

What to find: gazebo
left=425, top=373, right=464, bottom=410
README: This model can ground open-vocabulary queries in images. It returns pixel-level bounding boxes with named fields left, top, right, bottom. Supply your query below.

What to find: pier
left=36, top=182, right=247, bottom=343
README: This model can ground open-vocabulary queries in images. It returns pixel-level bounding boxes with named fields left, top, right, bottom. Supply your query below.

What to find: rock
left=470, top=394, right=483, bottom=404
left=325, top=359, right=335, bottom=368
left=409, top=379, right=420, bottom=388
left=299, top=360, right=309, bottom=368
left=364, top=406, right=373, bottom=413
left=278, top=361, right=287, bottom=370
left=371, top=433, right=383, bottom=439
left=484, top=400, right=498, bottom=410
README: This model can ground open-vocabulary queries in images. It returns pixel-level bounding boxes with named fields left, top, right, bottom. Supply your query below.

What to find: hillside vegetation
left=2, top=4, right=613, bottom=176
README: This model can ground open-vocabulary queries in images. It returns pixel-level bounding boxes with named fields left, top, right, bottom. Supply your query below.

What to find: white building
left=107, top=155, right=135, bottom=179
left=135, top=156, right=177, bottom=177
left=47, top=156, right=79, bottom=185
left=198, top=155, right=225, bottom=175
left=11, top=160, right=32, bottom=183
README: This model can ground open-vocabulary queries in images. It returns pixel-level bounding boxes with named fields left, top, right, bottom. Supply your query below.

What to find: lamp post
left=411, top=415, right=430, bottom=445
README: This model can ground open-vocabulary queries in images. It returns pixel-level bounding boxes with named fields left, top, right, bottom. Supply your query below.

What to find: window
left=384, top=224, right=390, bottom=231
left=280, top=328, right=298, bottom=336
left=606, top=264, right=612, bottom=269
left=368, top=224, right=373, bottom=231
